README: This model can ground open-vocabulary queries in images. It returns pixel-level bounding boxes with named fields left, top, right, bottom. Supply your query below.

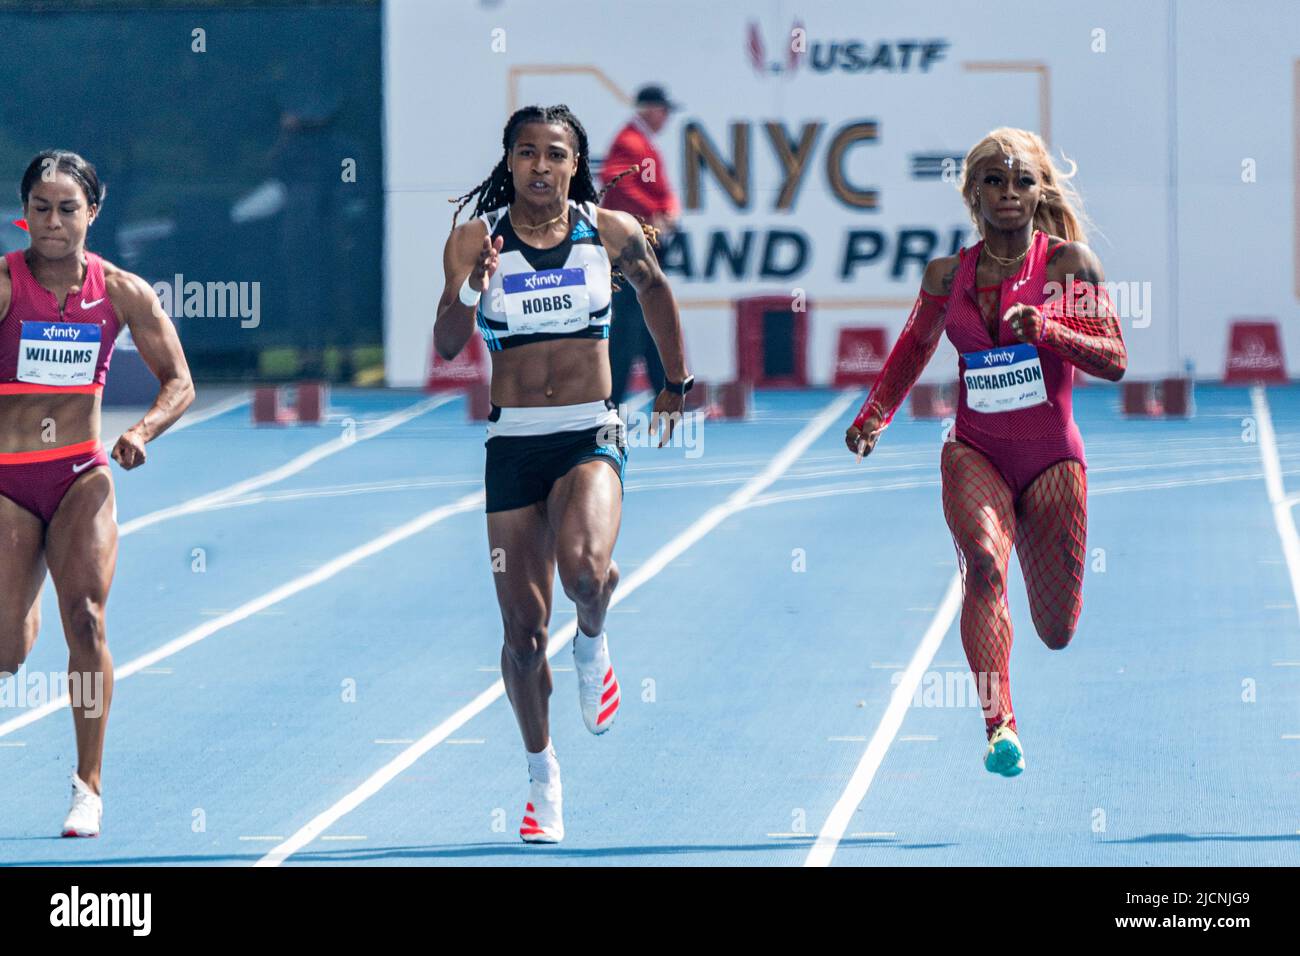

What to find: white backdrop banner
left=385, top=0, right=1297, bottom=386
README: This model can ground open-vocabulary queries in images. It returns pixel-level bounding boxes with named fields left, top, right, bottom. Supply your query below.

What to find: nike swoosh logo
left=81, top=297, right=105, bottom=309
left=71, top=459, right=97, bottom=474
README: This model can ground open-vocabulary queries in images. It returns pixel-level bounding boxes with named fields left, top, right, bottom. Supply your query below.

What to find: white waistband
left=486, top=399, right=622, bottom=438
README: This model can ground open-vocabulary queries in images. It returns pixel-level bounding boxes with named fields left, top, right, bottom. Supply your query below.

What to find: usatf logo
left=746, top=21, right=949, bottom=78
left=746, top=19, right=805, bottom=77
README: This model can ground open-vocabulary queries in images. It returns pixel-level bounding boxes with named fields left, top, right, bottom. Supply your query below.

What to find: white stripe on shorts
left=485, top=400, right=621, bottom=439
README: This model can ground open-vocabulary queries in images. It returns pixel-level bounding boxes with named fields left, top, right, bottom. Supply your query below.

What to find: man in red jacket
left=601, top=85, right=682, bottom=404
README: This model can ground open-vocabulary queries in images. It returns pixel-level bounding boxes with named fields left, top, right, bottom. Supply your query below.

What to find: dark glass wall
left=0, top=0, right=383, bottom=380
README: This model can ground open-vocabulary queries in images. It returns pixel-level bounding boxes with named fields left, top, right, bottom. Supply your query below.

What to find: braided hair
left=451, top=105, right=598, bottom=224
left=450, top=105, right=659, bottom=276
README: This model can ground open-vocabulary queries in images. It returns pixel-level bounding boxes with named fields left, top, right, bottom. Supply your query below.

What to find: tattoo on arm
left=615, top=226, right=660, bottom=290
left=940, top=266, right=956, bottom=294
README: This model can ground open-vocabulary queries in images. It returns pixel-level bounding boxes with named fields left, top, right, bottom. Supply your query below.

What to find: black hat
left=634, top=84, right=680, bottom=111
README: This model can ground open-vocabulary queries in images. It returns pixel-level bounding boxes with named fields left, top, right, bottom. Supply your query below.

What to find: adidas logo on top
left=570, top=219, right=596, bottom=241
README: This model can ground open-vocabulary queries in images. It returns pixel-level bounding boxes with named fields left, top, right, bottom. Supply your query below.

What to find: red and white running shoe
left=62, top=773, right=102, bottom=838
left=573, top=631, right=619, bottom=734
left=519, top=777, right=564, bottom=844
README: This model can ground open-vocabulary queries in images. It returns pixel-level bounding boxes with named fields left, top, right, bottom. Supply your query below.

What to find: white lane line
left=444, top=739, right=484, bottom=745
left=255, top=389, right=861, bottom=867
left=1251, top=386, right=1300, bottom=630
left=0, top=490, right=485, bottom=741
left=319, top=835, right=366, bottom=842
left=804, top=571, right=963, bottom=868
left=0, top=741, right=26, bottom=747
left=118, top=393, right=456, bottom=536
left=170, top=391, right=251, bottom=431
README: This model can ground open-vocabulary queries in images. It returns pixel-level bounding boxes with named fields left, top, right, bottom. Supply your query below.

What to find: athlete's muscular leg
left=0, top=495, right=47, bottom=676
left=1015, top=460, right=1088, bottom=650
left=488, top=503, right=557, bottom=754
left=44, top=468, right=117, bottom=795
left=941, top=440, right=1017, bottom=734
left=548, top=460, right=622, bottom=639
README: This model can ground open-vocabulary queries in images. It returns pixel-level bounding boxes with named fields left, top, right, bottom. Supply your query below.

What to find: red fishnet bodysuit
left=852, top=232, right=1127, bottom=736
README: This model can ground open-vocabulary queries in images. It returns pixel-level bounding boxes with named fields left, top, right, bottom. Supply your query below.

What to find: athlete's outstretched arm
left=1009, top=243, right=1127, bottom=381
left=105, top=268, right=195, bottom=469
left=434, top=220, right=497, bottom=361
left=598, top=208, right=689, bottom=444
left=597, top=208, right=687, bottom=385
left=845, top=256, right=953, bottom=458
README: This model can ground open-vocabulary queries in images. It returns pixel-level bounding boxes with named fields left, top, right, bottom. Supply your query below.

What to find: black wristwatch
left=664, top=375, right=695, bottom=396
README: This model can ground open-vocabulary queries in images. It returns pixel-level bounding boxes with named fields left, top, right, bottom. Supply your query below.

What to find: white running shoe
left=519, top=777, right=564, bottom=844
left=573, top=631, right=619, bottom=734
left=62, top=774, right=102, bottom=838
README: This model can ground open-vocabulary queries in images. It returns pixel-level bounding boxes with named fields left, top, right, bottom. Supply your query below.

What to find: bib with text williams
left=961, top=343, right=1047, bottom=413
left=502, top=268, right=590, bottom=335
left=17, top=321, right=101, bottom=386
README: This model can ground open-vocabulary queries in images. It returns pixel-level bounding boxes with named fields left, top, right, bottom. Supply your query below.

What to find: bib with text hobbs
left=17, top=321, right=101, bottom=386
left=962, top=343, right=1047, bottom=413
left=502, top=268, right=590, bottom=335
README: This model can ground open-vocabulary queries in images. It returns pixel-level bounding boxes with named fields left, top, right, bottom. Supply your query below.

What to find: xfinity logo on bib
left=42, top=325, right=86, bottom=341
left=981, top=350, right=1017, bottom=367
left=49, top=886, right=151, bottom=936
left=522, top=272, right=564, bottom=291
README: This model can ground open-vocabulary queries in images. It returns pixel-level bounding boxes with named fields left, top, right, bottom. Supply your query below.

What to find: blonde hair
left=959, top=128, right=1091, bottom=243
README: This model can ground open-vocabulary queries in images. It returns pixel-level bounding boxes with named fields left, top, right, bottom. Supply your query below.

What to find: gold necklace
left=981, top=231, right=1035, bottom=266
left=509, top=205, right=568, bottom=233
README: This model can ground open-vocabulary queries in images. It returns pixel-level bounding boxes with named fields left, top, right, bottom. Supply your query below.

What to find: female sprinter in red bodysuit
left=844, top=128, right=1126, bottom=776
left=0, top=150, right=194, bottom=834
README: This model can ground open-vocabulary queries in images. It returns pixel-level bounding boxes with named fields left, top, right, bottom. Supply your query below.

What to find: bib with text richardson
left=961, top=342, right=1048, bottom=413
left=502, top=268, right=591, bottom=335
left=17, top=321, right=101, bottom=386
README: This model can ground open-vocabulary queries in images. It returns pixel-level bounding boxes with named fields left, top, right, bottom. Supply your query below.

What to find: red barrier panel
left=735, top=295, right=808, bottom=387
left=427, top=330, right=488, bottom=390
left=1122, top=381, right=1161, bottom=416
left=1224, top=320, right=1286, bottom=384
left=832, top=327, right=888, bottom=387
left=1160, top=378, right=1194, bottom=418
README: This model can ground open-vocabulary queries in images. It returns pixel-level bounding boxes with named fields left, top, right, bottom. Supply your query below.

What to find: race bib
left=502, top=268, right=590, bottom=334
left=16, top=321, right=100, bottom=386
left=961, top=343, right=1047, bottom=413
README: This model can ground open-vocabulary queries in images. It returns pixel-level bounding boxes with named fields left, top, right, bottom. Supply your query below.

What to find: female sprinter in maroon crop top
left=844, top=128, right=1126, bottom=777
left=0, top=150, right=194, bottom=836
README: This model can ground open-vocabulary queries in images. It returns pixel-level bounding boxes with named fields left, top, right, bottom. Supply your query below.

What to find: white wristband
left=458, top=276, right=482, bottom=308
